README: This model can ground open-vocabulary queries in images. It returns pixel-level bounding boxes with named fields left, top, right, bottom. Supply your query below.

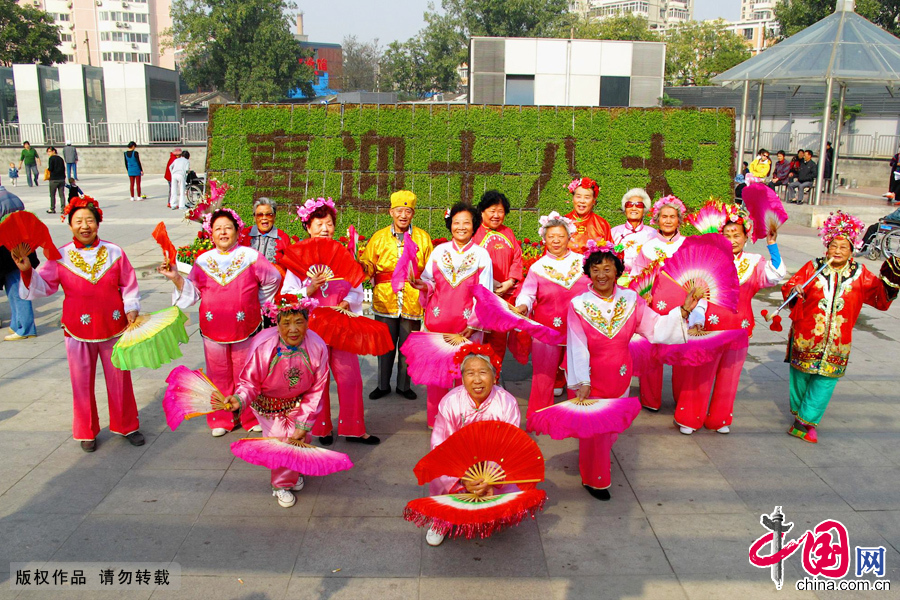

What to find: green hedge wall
left=206, top=103, right=735, bottom=240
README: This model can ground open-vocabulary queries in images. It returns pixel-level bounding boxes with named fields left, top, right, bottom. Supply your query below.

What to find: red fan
left=404, top=489, right=547, bottom=539
left=704, top=301, right=745, bottom=331
left=0, top=211, right=61, bottom=261
left=413, top=421, right=545, bottom=490
left=650, top=234, right=740, bottom=313
left=152, top=221, right=176, bottom=266
left=391, top=232, right=419, bottom=294
left=280, top=237, right=365, bottom=287
left=400, top=331, right=472, bottom=388
left=743, top=183, right=788, bottom=243
left=528, top=396, right=641, bottom=440
left=308, top=306, right=394, bottom=355
left=473, top=285, right=564, bottom=346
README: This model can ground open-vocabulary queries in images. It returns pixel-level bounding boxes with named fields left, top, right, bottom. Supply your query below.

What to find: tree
left=811, top=100, right=864, bottom=123
left=775, top=0, right=899, bottom=38
left=165, top=0, right=313, bottom=102
left=660, top=93, right=683, bottom=106
left=664, top=20, right=751, bottom=86
left=342, top=36, right=382, bottom=91
left=0, top=0, right=66, bottom=67
left=551, top=13, right=661, bottom=41
left=379, top=39, right=432, bottom=97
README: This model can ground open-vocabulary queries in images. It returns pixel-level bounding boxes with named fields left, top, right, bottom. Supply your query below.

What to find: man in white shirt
left=168, top=150, right=190, bottom=210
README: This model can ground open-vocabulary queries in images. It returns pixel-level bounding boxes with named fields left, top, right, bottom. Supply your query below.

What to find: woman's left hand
left=289, top=428, right=307, bottom=441
left=125, top=310, right=139, bottom=324
left=463, top=477, right=494, bottom=498
left=494, top=280, right=514, bottom=296
left=681, top=287, right=703, bottom=315
left=337, top=300, right=351, bottom=311
left=767, top=227, right=778, bottom=245
left=460, top=327, right=475, bottom=339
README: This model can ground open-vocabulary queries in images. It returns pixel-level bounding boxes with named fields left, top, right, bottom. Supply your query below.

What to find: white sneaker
left=249, top=425, right=262, bottom=433
left=291, top=476, right=305, bottom=492
left=679, top=426, right=695, bottom=435
left=211, top=428, right=228, bottom=437
left=273, top=488, right=296, bottom=508
left=717, top=426, right=730, bottom=434
left=425, top=526, right=445, bottom=547
left=553, top=387, right=564, bottom=397
left=130, top=197, right=137, bottom=202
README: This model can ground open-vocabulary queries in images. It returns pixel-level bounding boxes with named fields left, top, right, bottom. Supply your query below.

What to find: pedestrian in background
left=18, top=141, right=40, bottom=187
left=46, top=147, right=66, bottom=214
left=164, top=147, right=182, bottom=207
left=168, top=150, right=190, bottom=210
left=63, top=141, right=78, bottom=181
left=7, top=162, right=18, bottom=187
left=0, top=176, right=38, bottom=340
left=124, top=142, right=145, bottom=202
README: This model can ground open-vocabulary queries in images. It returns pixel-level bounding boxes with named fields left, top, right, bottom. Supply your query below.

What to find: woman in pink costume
left=14, top=197, right=144, bottom=453
left=159, top=208, right=282, bottom=437
left=567, top=244, right=699, bottom=500
left=673, top=209, right=785, bottom=435
left=281, top=197, right=379, bottom=446
left=425, top=344, right=520, bottom=547
left=409, top=202, right=494, bottom=428
left=222, top=295, right=330, bottom=508
left=610, top=188, right=657, bottom=276
left=514, top=211, right=589, bottom=423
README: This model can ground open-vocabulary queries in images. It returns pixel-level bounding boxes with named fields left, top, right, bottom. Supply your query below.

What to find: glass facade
left=38, top=66, right=63, bottom=124
left=84, top=67, right=106, bottom=124
left=148, top=78, right=177, bottom=121
left=0, top=67, right=16, bottom=123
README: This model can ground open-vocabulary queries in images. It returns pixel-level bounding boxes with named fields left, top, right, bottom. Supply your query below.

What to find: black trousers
left=49, top=179, right=66, bottom=211
left=374, top=315, right=420, bottom=391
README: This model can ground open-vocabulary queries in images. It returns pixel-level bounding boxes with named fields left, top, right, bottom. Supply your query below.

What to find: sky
left=296, top=0, right=740, bottom=46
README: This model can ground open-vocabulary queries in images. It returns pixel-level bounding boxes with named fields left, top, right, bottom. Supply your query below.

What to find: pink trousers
left=639, top=360, right=664, bottom=410
left=526, top=341, right=564, bottom=429
left=65, top=337, right=139, bottom=441
left=426, top=385, right=452, bottom=428
left=311, top=347, right=366, bottom=438
left=579, top=433, right=616, bottom=490
left=203, top=336, right=258, bottom=431
left=251, top=406, right=310, bottom=489
left=672, top=344, right=749, bottom=431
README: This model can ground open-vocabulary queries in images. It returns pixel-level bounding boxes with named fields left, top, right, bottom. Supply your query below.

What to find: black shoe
left=368, top=387, right=390, bottom=400
left=125, top=431, right=145, bottom=446
left=80, top=440, right=96, bottom=453
left=396, top=388, right=417, bottom=400
left=642, top=405, right=659, bottom=412
left=319, top=434, right=334, bottom=446
left=346, top=434, right=381, bottom=445
left=583, top=484, right=611, bottom=501
left=46, top=209, right=56, bottom=214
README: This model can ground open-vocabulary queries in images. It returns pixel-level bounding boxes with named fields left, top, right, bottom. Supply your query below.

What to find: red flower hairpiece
left=62, top=195, right=103, bottom=223
left=567, top=177, right=600, bottom=198
left=451, top=343, right=503, bottom=380
left=262, top=294, right=319, bottom=319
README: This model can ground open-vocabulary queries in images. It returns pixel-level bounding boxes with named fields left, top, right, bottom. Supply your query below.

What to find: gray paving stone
left=613, top=433, right=717, bottom=471
left=204, top=467, right=320, bottom=519
left=0, top=431, right=68, bottom=469
left=285, top=577, right=415, bottom=600
left=0, top=399, right=78, bottom=432
left=151, top=575, right=289, bottom=600
left=0, top=464, right=128, bottom=515
left=133, top=429, right=236, bottom=471
left=719, top=467, right=854, bottom=514
left=788, top=432, right=896, bottom=468
left=0, top=509, right=85, bottom=571
left=335, top=431, right=430, bottom=471
left=51, top=514, right=194, bottom=563
left=312, top=468, right=418, bottom=519
left=627, top=468, right=747, bottom=515
left=540, top=460, right=644, bottom=518
left=678, top=567, right=810, bottom=600
left=813, top=467, right=900, bottom=511
left=93, top=469, right=224, bottom=516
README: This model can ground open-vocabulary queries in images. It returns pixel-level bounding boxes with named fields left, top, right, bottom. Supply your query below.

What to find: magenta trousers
left=639, top=360, right=664, bottom=410
left=65, top=337, right=139, bottom=441
left=202, top=336, right=258, bottom=431
left=311, top=347, right=366, bottom=437
left=672, top=343, right=749, bottom=431
left=526, top=341, right=564, bottom=430
left=579, top=433, right=616, bottom=490
left=251, top=406, right=310, bottom=489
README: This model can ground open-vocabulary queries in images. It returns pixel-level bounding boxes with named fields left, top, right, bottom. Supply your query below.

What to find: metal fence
left=751, top=131, right=899, bottom=159
left=0, top=121, right=209, bottom=147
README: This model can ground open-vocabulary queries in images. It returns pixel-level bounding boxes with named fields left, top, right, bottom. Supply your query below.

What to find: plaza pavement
left=0, top=174, right=898, bottom=599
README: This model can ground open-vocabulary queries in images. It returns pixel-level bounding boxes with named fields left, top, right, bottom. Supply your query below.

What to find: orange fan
left=280, top=237, right=365, bottom=287
left=308, top=306, right=394, bottom=356
left=413, top=421, right=545, bottom=490
left=152, top=221, right=176, bottom=266
left=0, top=211, right=62, bottom=261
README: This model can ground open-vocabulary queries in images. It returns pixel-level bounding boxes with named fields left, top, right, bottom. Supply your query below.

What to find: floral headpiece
left=820, top=210, right=865, bottom=250
left=567, top=177, right=600, bottom=198
left=721, top=203, right=754, bottom=237
left=650, top=195, right=687, bottom=225
left=582, top=239, right=624, bottom=264
left=202, top=208, right=245, bottom=235
left=262, top=294, right=319, bottom=319
left=538, top=211, right=577, bottom=238
left=296, top=197, right=336, bottom=225
left=62, top=195, right=103, bottom=223
left=452, top=343, right=503, bottom=380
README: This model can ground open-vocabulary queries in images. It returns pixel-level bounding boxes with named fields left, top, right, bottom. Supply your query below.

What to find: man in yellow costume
left=360, top=190, right=434, bottom=400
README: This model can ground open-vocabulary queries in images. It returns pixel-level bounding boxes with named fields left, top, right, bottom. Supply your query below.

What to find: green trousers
left=789, top=367, right=839, bottom=427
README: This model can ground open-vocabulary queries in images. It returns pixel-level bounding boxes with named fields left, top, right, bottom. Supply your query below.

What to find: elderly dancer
left=282, top=197, right=380, bottom=446
left=565, top=177, right=612, bottom=252
left=13, top=197, right=144, bottom=452
left=472, top=190, right=524, bottom=360
left=159, top=208, right=282, bottom=437
left=410, top=202, right=493, bottom=428
left=360, top=190, right=433, bottom=400
left=223, top=295, right=329, bottom=508
left=425, top=344, right=520, bottom=547
left=568, top=244, right=698, bottom=499
left=783, top=212, right=899, bottom=443
left=515, top=212, right=589, bottom=421
left=672, top=209, right=786, bottom=435
left=243, top=197, right=291, bottom=272
left=610, top=188, right=656, bottom=276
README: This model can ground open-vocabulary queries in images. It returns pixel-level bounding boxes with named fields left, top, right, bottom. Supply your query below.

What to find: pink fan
left=742, top=183, right=788, bottom=243
left=685, top=199, right=727, bottom=234
left=654, top=329, right=748, bottom=366
left=652, top=233, right=740, bottom=312
left=391, top=232, right=419, bottom=294
left=628, top=259, right=662, bottom=301
left=527, top=396, right=641, bottom=440
left=473, top=285, right=564, bottom=346
left=162, top=366, right=231, bottom=431
left=400, top=331, right=472, bottom=388
left=628, top=336, right=657, bottom=378
left=231, top=437, right=354, bottom=476
left=347, top=225, right=360, bottom=259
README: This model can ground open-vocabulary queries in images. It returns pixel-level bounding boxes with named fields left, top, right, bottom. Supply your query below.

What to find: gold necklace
left=67, top=246, right=108, bottom=283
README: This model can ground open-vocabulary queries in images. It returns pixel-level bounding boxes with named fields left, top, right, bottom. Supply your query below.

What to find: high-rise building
left=725, top=0, right=780, bottom=55
left=17, top=0, right=174, bottom=69
left=570, top=0, right=693, bottom=31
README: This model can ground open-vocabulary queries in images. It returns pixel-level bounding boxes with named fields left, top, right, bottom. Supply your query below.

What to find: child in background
left=66, top=177, right=84, bottom=202
left=8, top=163, right=18, bottom=187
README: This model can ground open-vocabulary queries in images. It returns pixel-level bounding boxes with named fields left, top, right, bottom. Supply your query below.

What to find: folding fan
left=152, top=221, right=176, bottom=266
left=347, top=225, right=360, bottom=259
left=400, top=331, right=472, bottom=388
left=162, top=366, right=229, bottom=431
left=231, top=437, right=354, bottom=476
left=653, top=328, right=749, bottom=367
left=742, top=183, right=788, bottom=243
left=650, top=234, right=740, bottom=313
left=685, top=199, right=727, bottom=234
left=391, top=232, right=419, bottom=294
left=472, top=285, right=565, bottom=346
left=0, top=211, right=62, bottom=261
left=111, top=306, right=190, bottom=370
left=404, top=489, right=547, bottom=539
left=280, top=237, right=366, bottom=287
left=703, top=301, right=745, bottom=331
left=413, top=421, right=545, bottom=489
left=628, top=259, right=663, bottom=302
left=527, top=396, right=641, bottom=440
left=308, top=306, right=394, bottom=355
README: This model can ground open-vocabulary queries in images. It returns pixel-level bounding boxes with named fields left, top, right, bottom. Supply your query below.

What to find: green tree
left=165, top=0, right=313, bottom=102
left=665, top=20, right=751, bottom=86
left=342, top=35, right=382, bottom=91
left=775, top=0, right=898, bottom=38
left=379, top=39, right=432, bottom=97
left=0, top=0, right=66, bottom=67
left=552, top=13, right=661, bottom=41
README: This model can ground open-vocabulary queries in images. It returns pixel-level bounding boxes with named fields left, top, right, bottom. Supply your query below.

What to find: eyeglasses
left=624, top=202, right=644, bottom=208
left=255, top=212, right=275, bottom=218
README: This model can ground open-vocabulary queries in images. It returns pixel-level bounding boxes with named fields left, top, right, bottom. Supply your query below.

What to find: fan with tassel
left=280, top=237, right=366, bottom=287
left=404, top=489, right=547, bottom=540
left=742, top=183, right=788, bottom=243
left=650, top=234, right=740, bottom=314
left=391, top=231, right=419, bottom=294
left=0, top=211, right=62, bottom=261
left=527, top=396, right=641, bottom=440
left=308, top=306, right=394, bottom=355
left=162, top=366, right=233, bottom=430
left=472, top=285, right=565, bottom=345
left=400, top=331, right=472, bottom=388
left=111, top=306, right=190, bottom=370
left=151, top=221, right=176, bottom=267
left=231, top=437, right=354, bottom=476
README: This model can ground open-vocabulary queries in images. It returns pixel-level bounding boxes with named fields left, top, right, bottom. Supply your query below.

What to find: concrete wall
left=0, top=145, right=207, bottom=175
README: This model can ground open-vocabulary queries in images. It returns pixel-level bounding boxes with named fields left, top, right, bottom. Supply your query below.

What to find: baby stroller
left=184, top=171, right=205, bottom=209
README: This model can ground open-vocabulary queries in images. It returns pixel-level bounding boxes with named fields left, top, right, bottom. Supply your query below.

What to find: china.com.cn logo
left=749, top=506, right=888, bottom=591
